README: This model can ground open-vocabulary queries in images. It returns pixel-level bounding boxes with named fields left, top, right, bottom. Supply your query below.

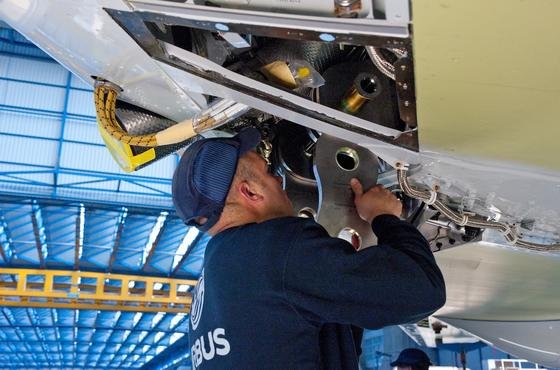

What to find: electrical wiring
left=94, top=79, right=249, bottom=147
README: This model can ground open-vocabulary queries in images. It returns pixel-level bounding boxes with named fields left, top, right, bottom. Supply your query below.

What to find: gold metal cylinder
left=341, top=86, right=368, bottom=114
left=341, top=73, right=380, bottom=114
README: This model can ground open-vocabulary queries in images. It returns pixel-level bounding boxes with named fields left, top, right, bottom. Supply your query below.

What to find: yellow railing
left=0, top=268, right=197, bottom=313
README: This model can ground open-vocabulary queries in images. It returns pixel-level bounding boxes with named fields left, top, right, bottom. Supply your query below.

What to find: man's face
left=397, top=366, right=412, bottom=370
left=243, top=150, right=294, bottom=217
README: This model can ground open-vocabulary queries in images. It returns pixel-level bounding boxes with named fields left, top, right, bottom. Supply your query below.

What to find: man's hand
left=350, top=178, right=402, bottom=224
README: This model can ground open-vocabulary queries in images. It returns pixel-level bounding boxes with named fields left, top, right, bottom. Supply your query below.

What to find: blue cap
left=172, top=128, right=261, bottom=232
left=391, top=348, right=432, bottom=367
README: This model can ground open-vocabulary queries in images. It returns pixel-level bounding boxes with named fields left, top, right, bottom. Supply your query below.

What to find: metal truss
left=0, top=268, right=196, bottom=313
left=0, top=306, right=190, bottom=368
left=0, top=25, right=177, bottom=210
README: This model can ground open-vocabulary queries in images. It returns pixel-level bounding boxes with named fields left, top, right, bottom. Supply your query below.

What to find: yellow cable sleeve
left=94, top=84, right=197, bottom=147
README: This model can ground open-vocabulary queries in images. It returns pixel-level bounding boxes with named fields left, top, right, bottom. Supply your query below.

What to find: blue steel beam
left=0, top=50, right=54, bottom=63
left=97, top=312, right=149, bottom=368
left=107, top=207, right=127, bottom=272
left=0, top=218, right=14, bottom=265
left=94, top=312, right=130, bottom=365
left=0, top=186, right=173, bottom=212
left=0, top=163, right=174, bottom=210
left=81, top=208, right=122, bottom=269
left=42, top=205, right=78, bottom=268
left=0, top=131, right=105, bottom=148
left=0, top=309, right=25, bottom=364
left=0, top=75, right=92, bottom=92
left=171, top=232, right=204, bottom=277
left=23, top=308, right=52, bottom=366
left=143, top=216, right=187, bottom=275
left=141, top=213, right=168, bottom=273
left=0, top=26, right=54, bottom=62
left=0, top=45, right=176, bottom=210
left=0, top=199, right=199, bottom=279
left=0, top=203, right=39, bottom=265
left=74, top=205, right=83, bottom=270
left=30, top=202, right=47, bottom=269
left=0, top=103, right=96, bottom=121
left=116, top=313, right=189, bottom=368
left=0, top=363, right=148, bottom=368
left=0, top=160, right=171, bottom=185
left=0, top=25, right=194, bottom=369
left=139, top=334, right=190, bottom=370
left=53, top=71, right=73, bottom=195
left=173, top=233, right=210, bottom=278
left=0, top=310, right=189, bottom=368
left=113, top=214, right=158, bottom=271
left=0, top=323, right=188, bottom=334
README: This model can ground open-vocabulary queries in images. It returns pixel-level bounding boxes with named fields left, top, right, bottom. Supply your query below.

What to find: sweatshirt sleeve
left=282, top=215, right=446, bottom=329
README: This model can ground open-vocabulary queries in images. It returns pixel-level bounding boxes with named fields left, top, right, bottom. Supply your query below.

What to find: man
left=391, top=348, right=432, bottom=370
left=172, top=128, right=446, bottom=369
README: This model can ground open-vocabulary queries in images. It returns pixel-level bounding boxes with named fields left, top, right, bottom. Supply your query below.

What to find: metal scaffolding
left=0, top=268, right=196, bottom=313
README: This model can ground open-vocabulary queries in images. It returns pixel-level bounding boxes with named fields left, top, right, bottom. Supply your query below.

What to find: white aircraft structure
left=1, top=0, right=560, bottom=367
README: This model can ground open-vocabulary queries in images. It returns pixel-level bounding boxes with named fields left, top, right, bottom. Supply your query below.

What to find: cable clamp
left=501, top=224, right=519, bottom=245
left=394, top=162, right=410, bottom=170
left=424, top=190, right=438, bottom=205
left=94, top=78, right=123, bottom=92
left=457, top=215, right=469, bottom=226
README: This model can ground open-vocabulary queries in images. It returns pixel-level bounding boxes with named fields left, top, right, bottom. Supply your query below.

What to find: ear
left=237, top=180, right=264, bottom=204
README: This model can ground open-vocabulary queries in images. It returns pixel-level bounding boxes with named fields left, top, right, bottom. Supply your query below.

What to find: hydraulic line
left=397, top=168, right=560, bottom=252
left=94, top=80, right=250, bottom=147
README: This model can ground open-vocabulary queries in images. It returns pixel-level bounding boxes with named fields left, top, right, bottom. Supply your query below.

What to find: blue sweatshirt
left=188, top=215, right=446, bottom=369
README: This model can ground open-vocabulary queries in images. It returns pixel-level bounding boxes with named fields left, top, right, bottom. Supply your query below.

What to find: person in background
left=391, top=348, right=433, bottom=370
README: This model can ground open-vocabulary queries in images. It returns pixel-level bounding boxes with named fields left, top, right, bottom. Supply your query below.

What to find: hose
left=397, top=168, right=560, bottom=252
left=94, top=80, right=250, bottom=147
left=365, top=46, right=395, bottom=80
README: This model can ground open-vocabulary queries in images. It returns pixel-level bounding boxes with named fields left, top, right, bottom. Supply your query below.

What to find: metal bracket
left=394, top=57, right=417, bottom=127
left=313, top=134, right=379, bottom=250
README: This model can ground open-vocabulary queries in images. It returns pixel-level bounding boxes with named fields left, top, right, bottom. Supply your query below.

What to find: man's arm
left=282, top=180, right=446, bottom=329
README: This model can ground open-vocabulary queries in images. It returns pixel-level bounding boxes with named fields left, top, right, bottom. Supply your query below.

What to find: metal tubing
left=397, top=169, right=560, bottom=251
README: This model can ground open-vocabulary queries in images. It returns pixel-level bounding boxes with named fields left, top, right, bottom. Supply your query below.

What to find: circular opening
left=335, top=147, right=359, bottom=171
left=338, top=227, right=362, bottom=250
left=297, top=207, right=317, bottom=220
left=360, top=76, right=377, bottom=94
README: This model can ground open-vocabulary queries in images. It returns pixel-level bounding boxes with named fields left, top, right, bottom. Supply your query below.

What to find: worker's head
left=172, top=128, right=293, bottom=235
left=391, top=348, right=432, bottom=370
